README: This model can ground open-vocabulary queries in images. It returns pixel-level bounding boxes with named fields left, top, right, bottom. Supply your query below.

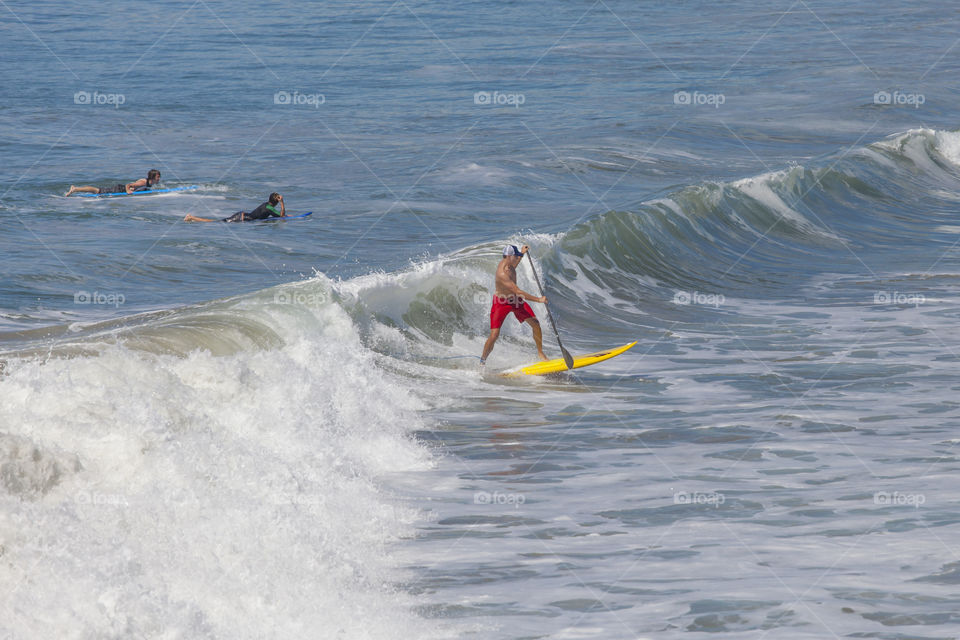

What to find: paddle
left=524, top=250, right=575, bottom=370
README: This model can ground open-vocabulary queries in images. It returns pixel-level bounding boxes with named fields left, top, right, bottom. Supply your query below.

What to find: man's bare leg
left=183, top=214, right=218, bottom=222
left=65, top=185, right=99, bottom=196
left=481, top=327, right=500, bottom=363
left=526, top=318, right=548, bottom=361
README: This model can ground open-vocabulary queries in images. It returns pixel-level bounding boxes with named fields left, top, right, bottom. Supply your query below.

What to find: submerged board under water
left=271, top=211, right=312, bottom=220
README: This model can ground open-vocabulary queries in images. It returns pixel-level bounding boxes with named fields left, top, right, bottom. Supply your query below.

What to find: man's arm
left=515, top=245, right=547, bottom=303
left=125, top=178, right=147, bottom=194
left=278, top=194, right=286, bottom=217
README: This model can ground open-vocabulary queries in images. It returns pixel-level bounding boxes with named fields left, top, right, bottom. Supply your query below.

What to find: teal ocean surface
left=3, top=1, right=960, bottom=637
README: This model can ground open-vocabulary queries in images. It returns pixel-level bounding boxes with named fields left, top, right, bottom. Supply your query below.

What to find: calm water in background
left=3, top=1, right=960, bottom=638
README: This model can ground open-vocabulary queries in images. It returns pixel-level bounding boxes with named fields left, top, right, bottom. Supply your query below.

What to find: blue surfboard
left=76, top=185, right=200, bottom=198
left=270, top=212, right=312, bottom=220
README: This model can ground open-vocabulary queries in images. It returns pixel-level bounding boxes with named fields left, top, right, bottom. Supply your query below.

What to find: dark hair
left=268, top=192, right=281, bottom=205
left=147, top=169, right=161, bottom=185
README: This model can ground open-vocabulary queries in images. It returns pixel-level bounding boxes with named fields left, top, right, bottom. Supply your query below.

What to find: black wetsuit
left=97, top=179, right=154, bottom=195
left=222, top=202, right=281, bottom=222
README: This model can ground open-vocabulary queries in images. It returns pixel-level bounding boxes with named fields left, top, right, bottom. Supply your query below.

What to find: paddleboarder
left=65, top=169, right=161, bottom=196
left=480, top=244, right=548, bottom=365
left=184, top=192, right=286, bottom=222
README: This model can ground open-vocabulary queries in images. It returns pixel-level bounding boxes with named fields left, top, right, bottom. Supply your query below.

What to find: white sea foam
left=0, top=300, right=451, bottom=639
left=873, top=128, right=960, bottom=183
left=437, top=162, right=514, bottom=186
left=934, top=130, right=960, bottom=167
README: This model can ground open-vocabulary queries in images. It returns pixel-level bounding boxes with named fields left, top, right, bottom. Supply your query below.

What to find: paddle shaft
left=524, top=252, right=574, bottom=370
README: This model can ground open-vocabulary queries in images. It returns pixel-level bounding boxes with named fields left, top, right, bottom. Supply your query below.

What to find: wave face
left=307, top=129, right=960, bottom=349
left=0, top=294, right=451, bottom=639
left=545, top=129, right=960, bottom=316
left=5, top=128, right=960, bottom=638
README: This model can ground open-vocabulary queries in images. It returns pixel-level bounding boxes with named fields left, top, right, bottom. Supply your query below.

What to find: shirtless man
left=480, top=244, right=548, bottom=365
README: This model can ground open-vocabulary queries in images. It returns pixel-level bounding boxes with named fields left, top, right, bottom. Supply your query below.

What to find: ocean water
left=3, top=1, right=960, bottom=638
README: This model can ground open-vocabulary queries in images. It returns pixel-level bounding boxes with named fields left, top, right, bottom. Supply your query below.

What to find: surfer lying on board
left=65, top=169, right=161, bottom=196
left=480, top=244, right=548, bottom=365
left=183, top=193, right=286, bottom=222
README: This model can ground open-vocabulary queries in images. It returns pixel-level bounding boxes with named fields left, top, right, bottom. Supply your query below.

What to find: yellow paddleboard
left=503, top=341, right=637, bottom=377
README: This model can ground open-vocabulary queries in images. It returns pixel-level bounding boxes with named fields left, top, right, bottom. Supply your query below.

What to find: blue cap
left=502, top=244, right=523, bottom=257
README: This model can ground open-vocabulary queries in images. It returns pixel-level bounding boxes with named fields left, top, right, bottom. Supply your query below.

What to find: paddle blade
left=561, top=347, right=574, bottom=370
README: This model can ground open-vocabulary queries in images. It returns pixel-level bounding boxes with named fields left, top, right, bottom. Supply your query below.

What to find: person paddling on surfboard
left=480, top=244, right=549, bottom=366
left=183, top=192, right=286, bottom=222
left=65, top=169, right=161, bottom=196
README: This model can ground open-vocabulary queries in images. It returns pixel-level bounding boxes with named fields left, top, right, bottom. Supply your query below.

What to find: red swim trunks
left=490, top=295, right=536, bottom=329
